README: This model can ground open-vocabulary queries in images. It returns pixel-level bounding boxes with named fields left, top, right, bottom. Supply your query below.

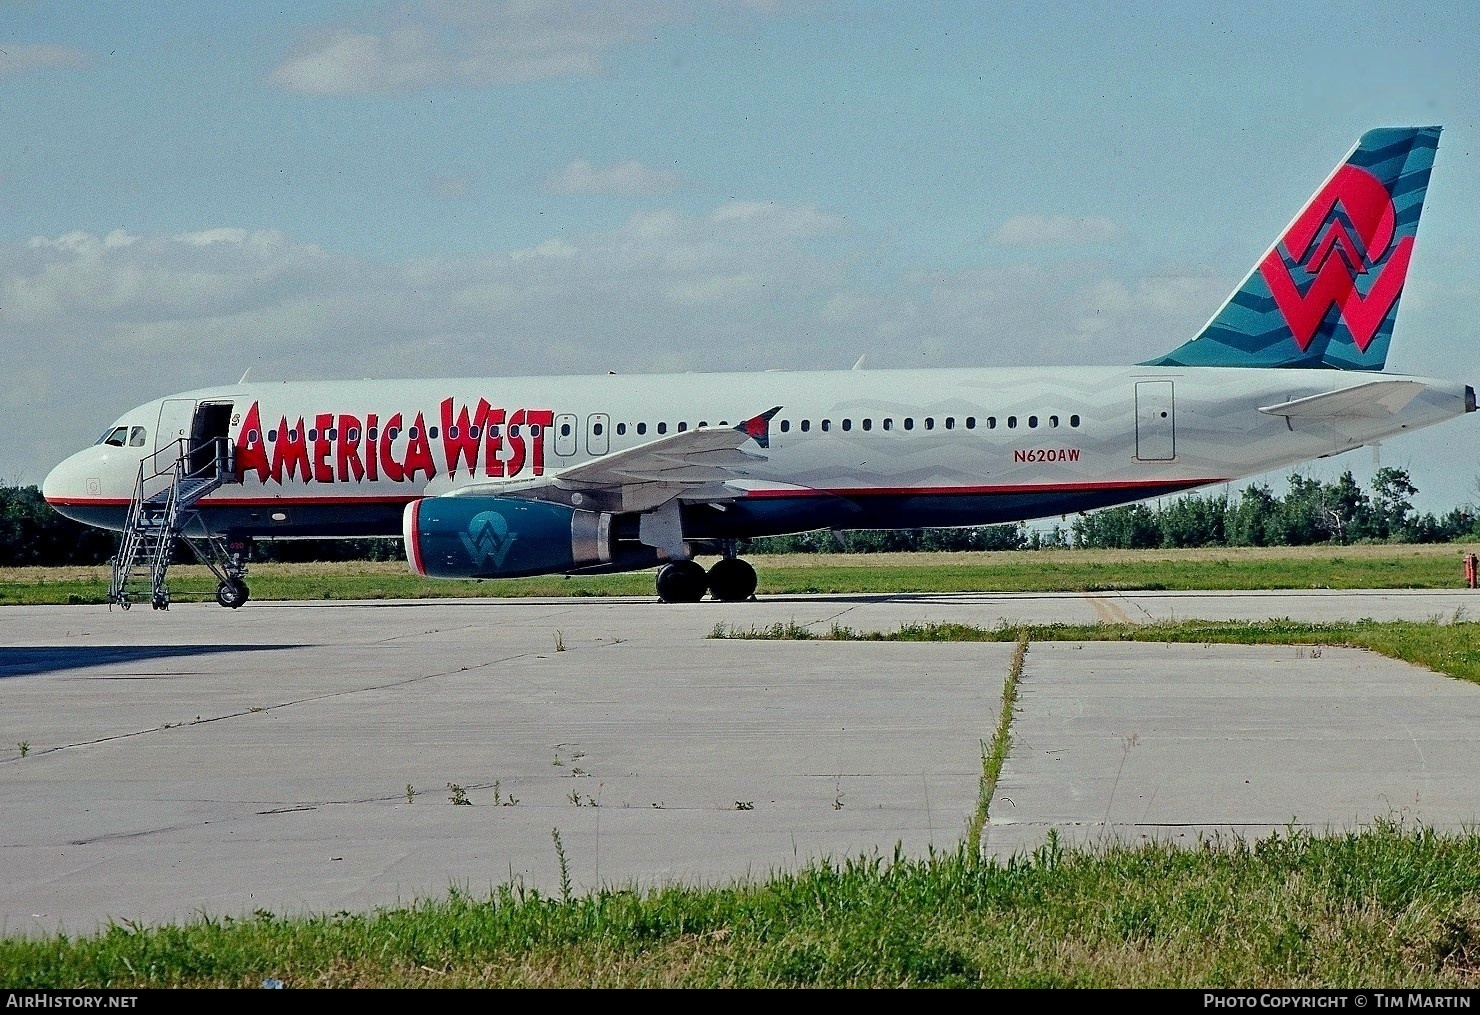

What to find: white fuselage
left=43, top=364, right=1472, bottom=546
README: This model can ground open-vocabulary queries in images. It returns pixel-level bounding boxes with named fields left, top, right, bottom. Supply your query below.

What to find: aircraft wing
left=1258, top=380, right=1426, bottom=420
left=439, top=406, right=783, bottom=514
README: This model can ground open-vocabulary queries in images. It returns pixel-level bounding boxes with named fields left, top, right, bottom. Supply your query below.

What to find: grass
left=3, top=543, right=1479, bottom=605
left=966, top=631, right=1027, bottom=857
left=3, top=823, right=1478, bottom=987
left=712, top=617, right=1480, bottom=686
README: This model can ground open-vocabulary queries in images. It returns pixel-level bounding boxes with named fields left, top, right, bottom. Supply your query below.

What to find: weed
left=833, top=778, right=845, bottom=811
left=405, top=784, right=415, bottom=804
left=735, top=801, right=754, bottom=811
left=551, top=828, right=572, bottom=904
left=568, top=789, right=583, bottom=806
left=968, top=629, right=1026, bottom=856
left=17, top=741, right=29, bottom=758
left=554, top=630, right=566, bottom=652
left=447, top=783, right=471, bottom=806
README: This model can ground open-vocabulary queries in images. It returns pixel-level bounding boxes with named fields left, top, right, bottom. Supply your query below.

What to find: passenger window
left=945, top=417, right=955, bottom=430
left=428, top=427, right=438, bottom=439
left=965, top=417, right=975, bottom=430
left=1070, top=414, right=1081, bottom=427
left=677, top=422, right=688, bottom=432
left=862, top=418, right=872, bottom=431
left=616, top=423, right=627, bottom=436
left=841, top=419, right=852, bottom=432
left=268, top=429, right=278, bottom=442
left=1007, top=416, right=1017, bottom=429
left=637, top=422, right=648, bottom=435
left=1050, top=415, right=1059, bottom=428
left=821, top=419, right=831, bottom=432
left=529, top=424, right=540, bottom=437
left=657, top=422, right=668, bottom=434
left=780, top=420, right=791, bottom=433
left=883, top=418, right=893, bottom=430
left=328, top=428, right=338, bottom=440
left=129, top=426, right=147, bottom=446
left=699, top=421, right=708, bottom=428
left=560, top=422, right=572, bottom=437
left=509, top=425, right=519, bottom=437
left=800, top=420, right=811, bottom=432
left=924, top=418, right=935, bottom=430
left=987, top=417, right=996, bottom=429
left=593, top=422, right=604, bottom=436
left=368, top=427, right=378, bottom=441
left=309, top=429, right=320, bottom=441
left=904, top=418, right=914, bottom=431
left=1028, top=416, right=1038, bottom=428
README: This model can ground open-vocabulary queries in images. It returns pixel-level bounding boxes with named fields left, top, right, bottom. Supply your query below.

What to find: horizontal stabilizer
left=1258, top=380, right=1424, bottom=419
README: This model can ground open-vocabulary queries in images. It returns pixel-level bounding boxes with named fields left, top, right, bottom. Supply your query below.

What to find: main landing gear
left=655, top=556, right=758, bottom=603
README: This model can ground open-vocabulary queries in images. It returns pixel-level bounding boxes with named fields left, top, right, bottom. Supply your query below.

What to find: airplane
left=42, top=126, right=1473, bottom=610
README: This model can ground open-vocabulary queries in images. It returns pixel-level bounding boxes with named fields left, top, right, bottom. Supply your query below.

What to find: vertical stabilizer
left=1146, top=126, right=1439, bottom=370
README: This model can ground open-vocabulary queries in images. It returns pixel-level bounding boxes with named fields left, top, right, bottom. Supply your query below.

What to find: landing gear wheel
left=216, top=579, right=250, bottom=609
left=707, top=557, right=757, bottom=602
left=656, top=560, right=708, bottom=603
left=151, top=590, right=170, bottom=611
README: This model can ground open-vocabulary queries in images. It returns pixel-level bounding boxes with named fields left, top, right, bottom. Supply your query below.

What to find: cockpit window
left=128, top=427, right=147, bottom=447
left=97, top=427, right=129, bottom=447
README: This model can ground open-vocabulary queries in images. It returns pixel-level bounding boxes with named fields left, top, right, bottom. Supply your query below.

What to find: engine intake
left=404, top=497, right=612, bottom=579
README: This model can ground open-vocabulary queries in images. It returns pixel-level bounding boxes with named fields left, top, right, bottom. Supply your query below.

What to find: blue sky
left=3, top=1, right=1477, bottom=514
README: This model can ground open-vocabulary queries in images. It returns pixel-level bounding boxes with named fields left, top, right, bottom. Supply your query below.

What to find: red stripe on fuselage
left=740, top=479, right=1228, bottom=498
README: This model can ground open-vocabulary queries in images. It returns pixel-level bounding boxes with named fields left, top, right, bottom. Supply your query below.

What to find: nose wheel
left=215, top=578, right=250, bottom=609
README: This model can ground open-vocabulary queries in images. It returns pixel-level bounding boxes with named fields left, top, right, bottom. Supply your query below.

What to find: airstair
left=108, top=438, right=245, bottom=610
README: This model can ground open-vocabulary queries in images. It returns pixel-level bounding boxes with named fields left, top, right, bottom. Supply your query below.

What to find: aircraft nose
left=42, top=454, right=88, bottom=521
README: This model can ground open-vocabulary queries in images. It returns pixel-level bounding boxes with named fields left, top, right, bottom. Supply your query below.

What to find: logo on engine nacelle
left=460, top=510, right=517, bottom=570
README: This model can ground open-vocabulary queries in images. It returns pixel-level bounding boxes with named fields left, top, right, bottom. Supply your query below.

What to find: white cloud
left=543, top=159, right=682, bottom=196
left=0, top=43, right=91, bottom=76
left=989, top=214, right=1124, bottom=247
left=269, top=1, right=673, bottom=95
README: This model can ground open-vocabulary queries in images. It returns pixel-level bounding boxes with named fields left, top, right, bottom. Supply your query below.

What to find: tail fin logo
left=1258, top=165, right=1414, bottom=353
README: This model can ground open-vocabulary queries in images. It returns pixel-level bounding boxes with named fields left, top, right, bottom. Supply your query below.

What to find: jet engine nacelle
left=403, top=496, right=612, bottom=579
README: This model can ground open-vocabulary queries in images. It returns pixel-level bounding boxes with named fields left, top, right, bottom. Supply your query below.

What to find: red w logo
left=1258, top=164, right=1413, bottom=352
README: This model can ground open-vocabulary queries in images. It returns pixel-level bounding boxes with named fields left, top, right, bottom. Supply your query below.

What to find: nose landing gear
left=215, top=578, right=250, bottom=609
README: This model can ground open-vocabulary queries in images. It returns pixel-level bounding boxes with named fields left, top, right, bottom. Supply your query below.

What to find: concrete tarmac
left=2, top=589, right=1478, bottom=936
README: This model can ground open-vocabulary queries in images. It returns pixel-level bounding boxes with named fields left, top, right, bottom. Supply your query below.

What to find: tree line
left=3, top=466, right=1477, bottom=567
left=747, top=467, right=1479, bottom=552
